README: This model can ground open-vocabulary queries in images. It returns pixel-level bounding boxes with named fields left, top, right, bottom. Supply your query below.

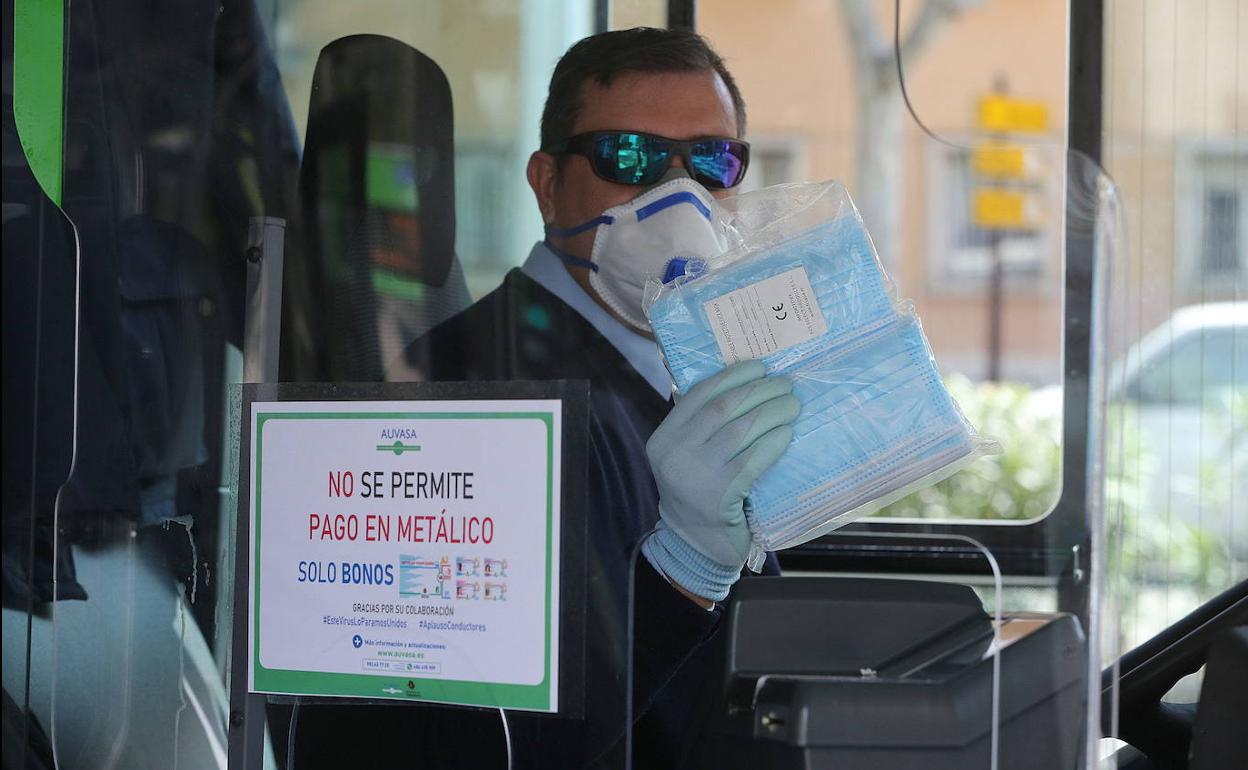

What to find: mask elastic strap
left=544, top=215, right=613, bottom=238
left=635, top=190, right=712, bottom=222
left=542, top=238, right=598, bottom=273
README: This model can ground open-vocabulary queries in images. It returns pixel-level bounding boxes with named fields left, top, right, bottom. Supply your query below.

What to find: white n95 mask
left=545, top=177, right=727, bottom=332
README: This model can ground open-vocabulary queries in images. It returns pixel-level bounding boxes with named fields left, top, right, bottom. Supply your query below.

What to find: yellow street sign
left=978, top=94, right=1049, bottom=133
left=972, top=144, right=1026, bottom=178
left=972, top=188, right=1028, bottom=229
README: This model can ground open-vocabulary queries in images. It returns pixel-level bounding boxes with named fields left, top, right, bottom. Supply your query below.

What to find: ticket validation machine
left=704, top=578, right=1086, bottom=770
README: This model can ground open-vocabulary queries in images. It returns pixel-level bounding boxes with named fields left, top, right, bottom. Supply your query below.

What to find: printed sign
left=971, top=143, right=1027, bottom=179
left=977, top=93, right=1049, bottom=134
left=247, top=399, right=561, bottom=712
left=972, top=188, right=1036, bottom=230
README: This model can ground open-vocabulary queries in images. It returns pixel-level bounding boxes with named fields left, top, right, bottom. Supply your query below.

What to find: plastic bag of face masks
left=643, top=180, right=1000, bottom=568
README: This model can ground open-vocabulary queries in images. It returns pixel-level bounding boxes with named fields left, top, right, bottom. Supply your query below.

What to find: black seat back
left=286, top=34, right=470, bottom=382
left=1188, top=626, right=1248, bottom=770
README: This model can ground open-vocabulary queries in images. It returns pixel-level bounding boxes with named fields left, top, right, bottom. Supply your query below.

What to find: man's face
left=527, top=69, right=740, bottom=311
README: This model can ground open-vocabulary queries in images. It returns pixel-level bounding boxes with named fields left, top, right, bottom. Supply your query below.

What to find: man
left=300, top=27, right=798, bottom=768
left=419, top=24, right=796, bottom=606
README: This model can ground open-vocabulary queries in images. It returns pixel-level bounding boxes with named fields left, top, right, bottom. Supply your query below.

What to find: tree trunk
left=855, top=71, right=905, bottom=268
left=840, top=0, right=973, bottom=270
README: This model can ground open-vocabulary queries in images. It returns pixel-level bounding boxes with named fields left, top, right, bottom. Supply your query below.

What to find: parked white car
left=1112, top=302, right=1247, bottom=557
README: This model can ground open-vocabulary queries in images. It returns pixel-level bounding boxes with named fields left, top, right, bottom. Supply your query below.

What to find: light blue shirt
left=521, top=241, right=673, bottom=398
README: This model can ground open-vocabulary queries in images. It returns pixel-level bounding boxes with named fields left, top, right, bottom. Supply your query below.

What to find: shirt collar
left=521, top=241, right=673, bottom=398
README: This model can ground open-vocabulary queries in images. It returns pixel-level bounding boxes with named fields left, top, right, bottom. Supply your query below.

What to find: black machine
left=704, top=577, right=1087, bottom=770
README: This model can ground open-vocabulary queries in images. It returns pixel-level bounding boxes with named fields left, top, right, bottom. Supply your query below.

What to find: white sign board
left=247, top=399, right=561, bottom=712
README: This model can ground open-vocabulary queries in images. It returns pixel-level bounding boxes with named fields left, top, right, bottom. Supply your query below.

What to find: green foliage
left=1103, top=394, right=1238, bottom=652
left=867, top=375, right=1237, bottom=601
left=861, top=374, right=1240, bottom=654
left=871, top=375, right=1061, bottom=520
left=1109, top=395, right=1240, bottom=593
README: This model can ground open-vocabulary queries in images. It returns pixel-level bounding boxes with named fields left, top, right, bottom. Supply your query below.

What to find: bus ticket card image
left=483, top=582, right=507, bottom=601
left=400, top=554, right=452, bottom=599
left=455, top=556, right=480, bottom=576
left=456, top=580, right=480, bottom=599
left=483, top=558, right=508, bottom=577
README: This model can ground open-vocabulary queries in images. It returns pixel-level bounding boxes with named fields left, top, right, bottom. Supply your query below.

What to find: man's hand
left=642, top=360, right=799, bottom=603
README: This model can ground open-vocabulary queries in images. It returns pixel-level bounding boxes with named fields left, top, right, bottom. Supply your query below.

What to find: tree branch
left=841, top=0, right=979, bottom=93
left=900, top=0, right=979, bottom=64
left=840, top=0, right=886, bottom=73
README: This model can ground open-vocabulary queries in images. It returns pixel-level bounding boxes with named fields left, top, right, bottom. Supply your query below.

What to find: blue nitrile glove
left=642, top=359, right=800, bottom=601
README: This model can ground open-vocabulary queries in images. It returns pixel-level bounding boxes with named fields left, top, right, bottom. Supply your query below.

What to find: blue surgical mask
left=745, top=313, right=981, bottom=550
left=646, top=199, right=994, bottom=556
left=649, top=215, right=899, bottom=391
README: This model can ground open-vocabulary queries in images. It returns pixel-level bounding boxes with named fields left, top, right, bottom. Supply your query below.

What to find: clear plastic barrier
left=621, top=145, right=1123, bottom=768
left=1098, top=2, right=1245, bottom=764
left=1101, top=0, right=1246, bottom=659
left=4, top=0, right=1241, bottom=768
left=702, top=0, right=1071, bottom=526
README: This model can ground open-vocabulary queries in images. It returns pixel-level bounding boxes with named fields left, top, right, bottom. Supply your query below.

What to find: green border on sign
left=251, top=411, right=556, bottom=711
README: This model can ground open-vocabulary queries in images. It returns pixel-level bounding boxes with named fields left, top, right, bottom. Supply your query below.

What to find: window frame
left=1173, top=137, right=1248, bottom=297
left=752, top=0, right=1107, bottom=616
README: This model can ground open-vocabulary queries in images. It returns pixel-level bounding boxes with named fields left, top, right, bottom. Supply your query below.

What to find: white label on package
left=703, top=266, right=829, bottom=364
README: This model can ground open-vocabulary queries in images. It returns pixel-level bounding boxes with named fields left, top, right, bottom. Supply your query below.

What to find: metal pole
left=667, top=0, right=695, bottom=31
left=987, top=75, right=1008, bottom=383
left=1065, top=3, right=1106, bottom=768
left=229, top=215, right=286, bottom=770
left=242, top=217, right=286, bottom=383
left=988, top=230, right=1004, bottom=381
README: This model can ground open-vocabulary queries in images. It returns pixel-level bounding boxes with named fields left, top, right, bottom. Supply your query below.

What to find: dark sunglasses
left=544, top=130, right=750, bottom=189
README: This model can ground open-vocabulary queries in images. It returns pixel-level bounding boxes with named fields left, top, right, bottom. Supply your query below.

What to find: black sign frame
left=226, top=380, right=589, bottom=770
